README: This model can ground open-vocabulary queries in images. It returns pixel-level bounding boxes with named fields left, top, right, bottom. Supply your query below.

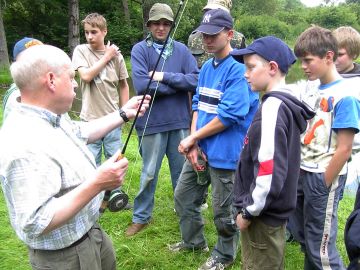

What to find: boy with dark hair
left=170, top=9, right=259, bottom=270
left=291, top=26, right=360, bottom=270
left=230, top=36, right=315, bottom=270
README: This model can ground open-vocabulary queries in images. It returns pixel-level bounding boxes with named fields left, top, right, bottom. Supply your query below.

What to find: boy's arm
left=324, top=129, right=355, bottom=187
left=118, top=79, right=130, bottom=106
left=131, top=44, right=176, bottom=96
left=77, top=42, right=120, bottom=83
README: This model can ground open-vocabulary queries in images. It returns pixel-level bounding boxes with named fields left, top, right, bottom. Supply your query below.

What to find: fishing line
left=100, top=0, right=187, bottom=213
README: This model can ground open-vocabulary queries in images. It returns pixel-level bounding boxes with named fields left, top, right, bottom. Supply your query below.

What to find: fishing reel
left=108, top=189, right=129, bottom=212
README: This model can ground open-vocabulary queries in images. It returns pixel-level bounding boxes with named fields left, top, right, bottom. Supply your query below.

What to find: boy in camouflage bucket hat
left=188, top=0, right=245, bottom=68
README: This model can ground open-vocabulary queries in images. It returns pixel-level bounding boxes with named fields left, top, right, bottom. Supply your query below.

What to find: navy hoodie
left=233, top=88, right=315, bottom=226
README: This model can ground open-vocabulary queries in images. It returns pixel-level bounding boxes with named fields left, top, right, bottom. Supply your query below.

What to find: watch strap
left=119, top=109, right=129, bottom=122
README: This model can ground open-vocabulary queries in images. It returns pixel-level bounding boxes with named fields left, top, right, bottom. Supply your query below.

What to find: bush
left=236, top=15, right=290, bottom=40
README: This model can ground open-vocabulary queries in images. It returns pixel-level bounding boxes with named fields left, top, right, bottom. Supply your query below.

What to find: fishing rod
left=100, top=0, right=185, bottom=213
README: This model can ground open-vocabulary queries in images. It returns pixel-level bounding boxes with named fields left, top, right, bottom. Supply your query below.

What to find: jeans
left=87, top=127, right=122, bottom=166
left=290, top=170, right=346, bottom=270
left=174, top=160, right=239, bottom=264
left=132, top=129, right=188, bottom=224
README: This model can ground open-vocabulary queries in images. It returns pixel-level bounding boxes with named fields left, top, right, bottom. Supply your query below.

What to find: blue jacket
left=193, top=55, right=259, bottom=170
left=131, top=40, right=199, bottom=135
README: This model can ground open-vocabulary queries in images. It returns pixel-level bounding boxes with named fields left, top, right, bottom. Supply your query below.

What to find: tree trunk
left=68, top=0, right=79, bottom=56
left=0, top=3, right=9, bottom=69
left=122, top=0, right=131, bottom=24
left=142, top=0, right=157, bottom=38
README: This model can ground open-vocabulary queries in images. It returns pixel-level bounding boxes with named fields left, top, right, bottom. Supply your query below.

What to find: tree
left=68, top=0, right=79, bottom=56
left=0, top=1, right=9, bottom=69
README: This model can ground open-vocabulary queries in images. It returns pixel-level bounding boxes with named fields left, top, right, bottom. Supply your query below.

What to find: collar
left=19, top=104, right=62, bottom=128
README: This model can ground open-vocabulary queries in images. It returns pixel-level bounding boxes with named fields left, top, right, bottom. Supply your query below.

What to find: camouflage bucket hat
left=203, top=0, right=232, bottom=12
left=147, top=3, right=174, bottom=26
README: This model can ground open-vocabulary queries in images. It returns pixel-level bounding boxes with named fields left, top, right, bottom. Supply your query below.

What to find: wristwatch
left=119, top=109, right=129, bottom=123
left=240, top=208, right=252, bottom=220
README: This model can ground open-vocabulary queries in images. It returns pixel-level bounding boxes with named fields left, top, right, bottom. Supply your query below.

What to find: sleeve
left=72, top=45, right=89, bottom=71
left=118, top=54, right=129, bottom=80
left=162, top=47, right=199, bottom=93
left=130, top=43, right=176, bottom=96
left=246, top=100, right=289, bottom=217
left=217, top=68, right=252, bottom=127
left=1, top=154, right=60, bottom=239
left=333, top=96, right=360, bottom=133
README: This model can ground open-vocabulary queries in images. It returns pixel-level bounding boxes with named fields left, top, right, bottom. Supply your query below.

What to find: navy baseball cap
left=13, top=37, right=43, bottom=60
left=195, top=9, right=233, bottom=35
left=231, top=36, right=296, bottom=74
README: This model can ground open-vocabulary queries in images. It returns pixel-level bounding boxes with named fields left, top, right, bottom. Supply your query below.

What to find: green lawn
left=0, top=72, right=355, bottom=269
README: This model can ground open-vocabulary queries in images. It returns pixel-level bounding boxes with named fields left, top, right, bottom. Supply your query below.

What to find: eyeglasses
left=151, top=21, right=172, bottom=27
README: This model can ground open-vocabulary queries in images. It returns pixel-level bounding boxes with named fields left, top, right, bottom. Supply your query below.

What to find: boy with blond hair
left=231, top=36, right=315, bottom=269
left=333, top=26, right=360, bottom=76
left=72, top=13, right=129, bottom=167
left=291, top=26, right=360, bottom=270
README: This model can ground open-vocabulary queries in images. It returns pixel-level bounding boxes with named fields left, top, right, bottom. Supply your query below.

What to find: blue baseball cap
left=195, top=9, right=233, bottom=35
left=13, top=37, right=43, bottom=60
left=231, top=36, right=296, bottom=74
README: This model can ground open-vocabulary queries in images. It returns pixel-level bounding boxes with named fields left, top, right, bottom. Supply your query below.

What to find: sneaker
left=198, top=256, right=232, bottom=270
left=168, top=241, right=209, bottom=253
left=200, top=202, right=209, bottom=211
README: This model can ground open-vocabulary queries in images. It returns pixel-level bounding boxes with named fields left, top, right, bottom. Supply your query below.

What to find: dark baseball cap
left=194, top=9, right=233, bottom=35
left=13, top=37, right=43, bottom=61
left=230, top=36, right=296, bottom=74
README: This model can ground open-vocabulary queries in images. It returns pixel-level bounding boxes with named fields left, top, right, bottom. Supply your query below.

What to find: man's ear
left=46, top=72, right=56, bottom=92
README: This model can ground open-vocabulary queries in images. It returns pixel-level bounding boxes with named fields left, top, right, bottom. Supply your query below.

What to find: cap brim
left=230, top=48, right=256, bottom=63
left=194, top=25, right=224, bottom=35
left=146, top=15, right=173, bottom=26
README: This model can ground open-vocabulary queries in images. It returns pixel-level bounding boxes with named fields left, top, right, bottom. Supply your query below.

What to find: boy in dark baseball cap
left=231, top=36, right=315, bottom=269
left=169, top=8, right=259, bottom=270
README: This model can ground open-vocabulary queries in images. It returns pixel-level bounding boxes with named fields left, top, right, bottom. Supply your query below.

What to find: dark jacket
left=233, top=88, right=315, bottom=226
left=345, top=185, right=360, bottom=270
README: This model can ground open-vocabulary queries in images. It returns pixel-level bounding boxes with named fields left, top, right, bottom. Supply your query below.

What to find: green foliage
left=3, top=0, right=360, bottom=58
left=306, top=5, right=359, bottom=29
left=236, top=15, right=291, bottom=40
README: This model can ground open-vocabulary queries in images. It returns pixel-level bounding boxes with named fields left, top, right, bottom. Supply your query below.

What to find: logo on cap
left=203, top=14, right=211, bottom=23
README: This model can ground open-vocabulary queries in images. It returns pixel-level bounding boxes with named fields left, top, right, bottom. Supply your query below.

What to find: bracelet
left=119, top=109, right=129, bottom=123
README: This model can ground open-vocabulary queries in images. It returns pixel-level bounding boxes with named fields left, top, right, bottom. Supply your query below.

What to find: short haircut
left=333, top=26, right=360, bottom=59
left=294, top=26, right=338, bottom=61
left=81, top=13, right=107, bottom=31
left=10, top=45, right=71, bottom=91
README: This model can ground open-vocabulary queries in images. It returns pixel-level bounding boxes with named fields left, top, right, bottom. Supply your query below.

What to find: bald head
left=10, top=45, right=71, bottom=91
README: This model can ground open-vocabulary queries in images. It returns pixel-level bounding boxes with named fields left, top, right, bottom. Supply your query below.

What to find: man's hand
left=149, top=71, right=164, bottom=81
left=236, top=214, right=251, bottom=231
left=104, top=41, right=120, bottom=62
left=122, top=95, right=151, bottom=119
left=93, top=151, right=129, bottom=192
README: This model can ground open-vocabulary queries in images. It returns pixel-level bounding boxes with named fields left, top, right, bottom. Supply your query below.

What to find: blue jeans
left=290, top=170, right=346, bottom=270
left=132, top=129, right=188, bottom=224
left=174, top=160, right=239, bottom=264
left=87, top=127, right=122, bottom=166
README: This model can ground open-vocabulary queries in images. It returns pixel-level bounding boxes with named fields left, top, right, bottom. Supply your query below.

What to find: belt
left=66, top=232, right=89, bottom=249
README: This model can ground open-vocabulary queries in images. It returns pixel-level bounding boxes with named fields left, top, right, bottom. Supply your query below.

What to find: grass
left=0, top=69, right=355, bottom=269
